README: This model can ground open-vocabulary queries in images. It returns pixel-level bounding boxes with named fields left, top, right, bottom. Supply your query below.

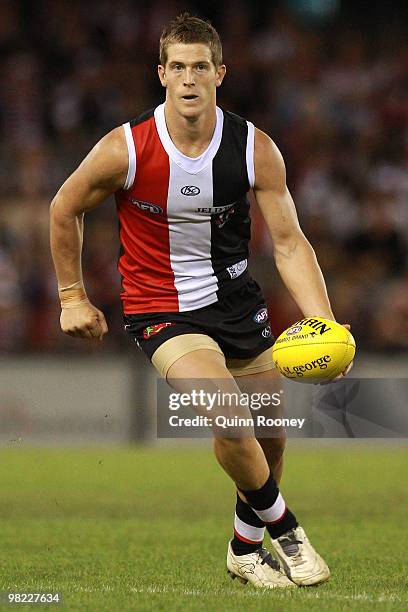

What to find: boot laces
left=278, top=532, right=305, bottom=566
left=255, top=548, right=281, bottom=572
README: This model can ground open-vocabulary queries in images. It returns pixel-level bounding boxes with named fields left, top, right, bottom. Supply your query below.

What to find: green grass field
left=0, top=445, right=407, bottom=611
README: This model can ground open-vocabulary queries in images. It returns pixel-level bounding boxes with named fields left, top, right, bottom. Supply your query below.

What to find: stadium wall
left=0, top=355, right=406, bottom=445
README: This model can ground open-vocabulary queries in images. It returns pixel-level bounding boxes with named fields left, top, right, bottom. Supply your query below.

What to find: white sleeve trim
left=122, top=122, right=136, bottom=190
left=246, top=121, right=255, bottom=189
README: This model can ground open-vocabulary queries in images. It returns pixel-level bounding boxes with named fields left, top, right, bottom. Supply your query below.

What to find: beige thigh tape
left=152, top=333, right=275, bottom=379
left=151, top=333, right=224, bottom=378
left=226, top=348, right=275, bottom=377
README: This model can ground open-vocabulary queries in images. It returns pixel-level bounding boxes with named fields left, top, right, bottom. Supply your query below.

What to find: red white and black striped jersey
left=115, top=103, right=255, bottom=314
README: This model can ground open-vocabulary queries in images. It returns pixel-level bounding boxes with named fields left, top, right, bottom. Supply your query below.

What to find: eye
left=172, top=64, right=183, bottom=71
left=196, top=64, right=207, bottom=71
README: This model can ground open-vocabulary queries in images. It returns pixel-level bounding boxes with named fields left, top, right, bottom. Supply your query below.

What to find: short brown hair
left=159, top=13, right=223, bottom=68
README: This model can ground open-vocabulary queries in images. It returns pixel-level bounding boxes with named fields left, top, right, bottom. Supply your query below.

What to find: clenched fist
left=60, top=302, right=108, bottom=340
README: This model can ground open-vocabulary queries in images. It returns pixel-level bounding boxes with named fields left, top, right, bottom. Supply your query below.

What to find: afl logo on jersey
left=181, top=185, right=200, bottom=196
left=129, top=197, right=163, bottom=215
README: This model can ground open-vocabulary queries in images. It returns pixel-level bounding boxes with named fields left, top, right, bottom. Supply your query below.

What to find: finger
left=342, top=361, right=354, bottom=376
left=65, top=330, right=78, bottom=337
left=319, top=376, right=342, bottom=385
left=90, top=321, right=104, bottom=340
left=96, top=313, right=109, bottom=339
left=87, top=324, right=103, bottom=339
left=63, top=327, right=84, bottom=338
left=75, top=328, right=93, bottom=339
left=342, top=323, right=351, bottom=330
left=97, top=311, right=108, bottom=332
left=317, top=371, right=346, bottom=385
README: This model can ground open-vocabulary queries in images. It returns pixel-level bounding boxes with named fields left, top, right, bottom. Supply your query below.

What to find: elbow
left=49, top=193, right=78, bottom=222
left=273, top=230, right=301, bottom=259
left=273, top=230, right=313, bottom=262
left=50, top=190, right=64, bottom=218
left=49, top=196, right=58, bottom=217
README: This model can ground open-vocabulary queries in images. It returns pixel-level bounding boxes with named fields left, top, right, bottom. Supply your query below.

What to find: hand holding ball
left=272, top=317, right=356, bottom=383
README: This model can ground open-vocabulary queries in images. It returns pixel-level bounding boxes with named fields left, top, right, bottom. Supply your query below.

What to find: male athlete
left=50, top=14, right=344, bottom=588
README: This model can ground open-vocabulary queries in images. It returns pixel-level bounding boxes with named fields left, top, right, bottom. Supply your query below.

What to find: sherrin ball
left=272, top=317, right=356, bottom=384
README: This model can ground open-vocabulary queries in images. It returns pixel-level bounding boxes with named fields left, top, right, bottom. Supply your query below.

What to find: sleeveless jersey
left=115, top=103, right=255, bottom=314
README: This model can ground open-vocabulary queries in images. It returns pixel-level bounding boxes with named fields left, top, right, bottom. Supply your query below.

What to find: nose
left=184, top=67, right=195, bottom=86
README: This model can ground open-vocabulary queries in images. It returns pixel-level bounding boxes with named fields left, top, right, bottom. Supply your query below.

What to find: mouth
left=182, top=94, right=199, bottom=101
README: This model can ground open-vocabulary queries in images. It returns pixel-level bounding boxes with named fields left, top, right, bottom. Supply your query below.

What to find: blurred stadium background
left=0, top=0, right=407, bottom=443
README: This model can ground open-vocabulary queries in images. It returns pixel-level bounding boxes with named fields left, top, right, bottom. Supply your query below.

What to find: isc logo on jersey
left=181, top=186, right=200, bottom=196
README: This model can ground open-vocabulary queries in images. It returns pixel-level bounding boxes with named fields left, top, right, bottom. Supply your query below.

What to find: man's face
left=158, top=43, right=226, bottom=118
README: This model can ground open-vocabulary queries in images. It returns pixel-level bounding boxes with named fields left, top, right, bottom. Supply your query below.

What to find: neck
left=163, top=101, right=217, bottom=157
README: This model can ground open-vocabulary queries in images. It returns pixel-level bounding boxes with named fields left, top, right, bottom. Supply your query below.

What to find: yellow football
left=272, top=317, right=356, bottom=383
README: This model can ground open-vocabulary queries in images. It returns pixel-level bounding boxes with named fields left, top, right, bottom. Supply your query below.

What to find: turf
left=0, top=445, right=407, bottom=611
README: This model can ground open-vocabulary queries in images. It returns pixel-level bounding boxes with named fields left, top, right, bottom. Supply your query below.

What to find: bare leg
left=234, top=368, right=286, bottom=484
left=167, top=349, right=270, bottom=490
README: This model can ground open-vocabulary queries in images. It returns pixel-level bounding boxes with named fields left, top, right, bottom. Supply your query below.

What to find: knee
left=259, top=432, right=286, bottom=463
left=273, top=433, right=286, bottom=457
left=214, top=436, right=257, bottom=457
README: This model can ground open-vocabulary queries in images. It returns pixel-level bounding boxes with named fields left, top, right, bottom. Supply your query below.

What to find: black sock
left=240, top=473, right=279, bottom=510
left=231, top=494, right=265, bottom=556
left=240, top=473, right=298, bottom=540
left=265, top=507, right=298, bottom=540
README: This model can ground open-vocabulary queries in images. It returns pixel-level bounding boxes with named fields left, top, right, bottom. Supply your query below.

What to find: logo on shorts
left=143, top=322, right=175, bottom=339
left=253, top=307, right=268, bottom=324
left=286, top=326, right=303, bottom=336
left=181, top=185, right=200, bottom=196
left=262, top=325, right=272, bottom=339
left=226, top=259, right=248, bottom=279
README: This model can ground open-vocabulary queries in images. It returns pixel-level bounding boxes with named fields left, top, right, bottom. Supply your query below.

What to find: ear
left=158, top=65, right=167, bottom=88
left=215, top=64, right=226, bottom=88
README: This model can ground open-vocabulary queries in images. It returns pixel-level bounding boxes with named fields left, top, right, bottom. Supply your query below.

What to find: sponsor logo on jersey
left=262, top=325, right=272, bottom=339
left=215, top=206, right=235, bottom=228
left=196, top=203, right=235, bottom=214
left=143, top=322, right=175, bottom=339
left=253, top=307, right=269, bottom=324
left=286, top=325, right=303, bottom=336
left=129, top=197, right=163, bottom=215
left=226, top=259, right=248, bottom=279
left=181, top=185, right=200, bottom=196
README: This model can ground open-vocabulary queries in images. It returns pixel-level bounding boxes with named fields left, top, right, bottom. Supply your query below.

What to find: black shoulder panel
left=129, top=108, right=155, bottom=128
left=212, top=109, right=250, bottom=206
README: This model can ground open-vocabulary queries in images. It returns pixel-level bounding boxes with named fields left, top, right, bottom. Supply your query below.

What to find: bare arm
left=253, top=128, right=335, bottom=320
left=50, top=126, right=128, bottom=339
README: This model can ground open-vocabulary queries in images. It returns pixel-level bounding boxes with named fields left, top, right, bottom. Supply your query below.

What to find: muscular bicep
left=52, top=126, right=129, bottom=216
left=253, top=128, right=303, bottom=246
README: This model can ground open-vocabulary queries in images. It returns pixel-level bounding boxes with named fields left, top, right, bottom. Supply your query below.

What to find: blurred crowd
left=0, top=1, right=407, bottom=353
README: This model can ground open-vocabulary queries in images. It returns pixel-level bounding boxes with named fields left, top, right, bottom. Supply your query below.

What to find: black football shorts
left=123, top=277, right=274, bottom=362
